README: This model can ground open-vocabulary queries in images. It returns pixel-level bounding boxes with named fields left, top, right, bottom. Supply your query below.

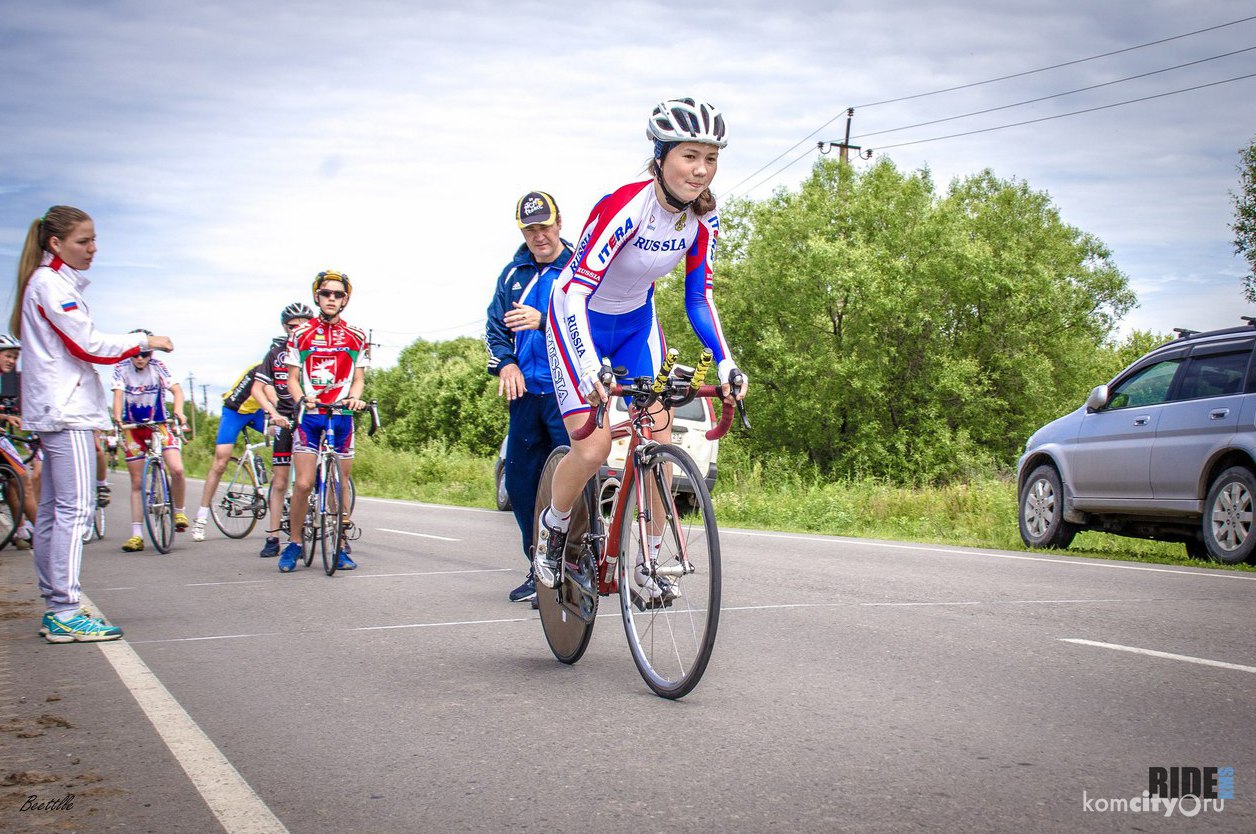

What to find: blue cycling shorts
left=216, top=408, right=267, bottom=446
left=294, top=413, right=355, bottom=459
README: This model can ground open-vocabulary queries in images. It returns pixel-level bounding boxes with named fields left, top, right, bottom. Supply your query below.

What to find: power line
left=852, top=14, right=1256, bottom=109
left=867, top=71, right=1256, bottom=153
left=722, top=14, right=1256, bottom=198
left=853, top=45, right=1256, bottom=141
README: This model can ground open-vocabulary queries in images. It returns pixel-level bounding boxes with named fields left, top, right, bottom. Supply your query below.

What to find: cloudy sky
left=2, top=0, right=1254, bottom=405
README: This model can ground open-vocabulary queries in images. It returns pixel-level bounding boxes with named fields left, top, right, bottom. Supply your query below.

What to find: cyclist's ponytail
left=10, top=206, right=92, bottom=337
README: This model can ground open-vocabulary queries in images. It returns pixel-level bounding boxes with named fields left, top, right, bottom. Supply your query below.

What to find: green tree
left=366, top=336, right=506, bottom=456
left=658, top=157, right=1136, bottom=483
left=1233, top=135, right=1256, bottom=302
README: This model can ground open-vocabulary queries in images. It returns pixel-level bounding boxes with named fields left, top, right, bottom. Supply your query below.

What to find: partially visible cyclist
left=189, top=362, right=269, bottom=542
left=111, top=329, right=190, bottom=552
left=253, top=301, right=313, bottom=557
left=0, top=334, right=36, bottom=549
left=279, top=271, right=369, bottom=573
left=539, top=97, right=748, bottom=603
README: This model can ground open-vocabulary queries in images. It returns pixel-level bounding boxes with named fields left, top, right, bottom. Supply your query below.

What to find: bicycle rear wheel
left=210, top=456, right=261, bottom=539
left=142, top=459, right=175, bottom=554
left=0, top=464, right=23, bottom=551
left=535, top=446, right=600, bottom=665
left=82, top=503, right=105, bottom=544
left=320, top=457, right=347, bottom=576
left=618, top=444, right=721, bottom=699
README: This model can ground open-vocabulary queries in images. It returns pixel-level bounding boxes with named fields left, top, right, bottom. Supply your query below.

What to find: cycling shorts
left=216, top=407, right=267, bottom=446
left=547, top=300, right=663, bottom=417
left=272, top=424, right=293, bottom=467
left=124, top=424, right=180, bottom=461
left=294, top=413, right=355, bottom=459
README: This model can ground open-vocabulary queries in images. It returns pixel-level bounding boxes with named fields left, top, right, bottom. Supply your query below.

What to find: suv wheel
left=495, top=464, right=511, bottom=512
left=1019, top=464, right=1078, bottom=549
left=1203, top=466, right=1256, bottom=564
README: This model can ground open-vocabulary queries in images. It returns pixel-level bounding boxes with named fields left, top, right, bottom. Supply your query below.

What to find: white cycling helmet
left=647, top=97, right=728, bottom=149
left=0, top=334, right=19, bottom=350
left=281, top=302, right=316, bottom=325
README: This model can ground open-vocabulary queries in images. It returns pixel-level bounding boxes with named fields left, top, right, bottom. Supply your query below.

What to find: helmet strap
left=652, top=159, right=692, bottom=211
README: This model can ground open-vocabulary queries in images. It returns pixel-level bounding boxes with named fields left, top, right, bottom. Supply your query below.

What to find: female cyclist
left=11, top=205, right=173, bottom=642
left=539, top=97, right=748, bottom=602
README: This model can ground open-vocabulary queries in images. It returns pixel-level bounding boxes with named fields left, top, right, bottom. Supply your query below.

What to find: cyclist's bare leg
left=25, top=459, right=40, bottom=524
left=94, top=432, right=106, bottom=481
left=338, top=456, right=354, bottom=528
left=163, top=446, right=186, bottom=510
left=288, top=451, right=317, bottom=543
left=126, top=457, right=145, bottom=525
left=267, top=461, right=290, bottom=535
left=549, top=414, right=612, bottom=517
left=197, top=442, right=234, bottom=513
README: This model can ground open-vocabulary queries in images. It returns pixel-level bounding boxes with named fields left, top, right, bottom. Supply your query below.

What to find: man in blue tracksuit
left=485, top=191, right=573, bottom=605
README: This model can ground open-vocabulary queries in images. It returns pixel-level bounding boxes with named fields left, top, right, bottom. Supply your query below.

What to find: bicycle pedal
left=629, top=589, right=674, bottom=612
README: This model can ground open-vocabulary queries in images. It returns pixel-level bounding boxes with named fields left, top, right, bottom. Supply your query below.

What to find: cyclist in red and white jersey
left=279, top=270, right=369, bottom=573
left=539, top=97, right=748, bottom=600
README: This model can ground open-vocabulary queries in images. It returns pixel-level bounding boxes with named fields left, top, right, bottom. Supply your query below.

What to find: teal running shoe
left=43, top=611, right=123, bottom=643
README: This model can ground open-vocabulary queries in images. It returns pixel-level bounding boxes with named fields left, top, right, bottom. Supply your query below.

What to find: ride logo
left=1082, top=765, right=1234, bottom=817
left=1149, top=766, right=1233, bottom=801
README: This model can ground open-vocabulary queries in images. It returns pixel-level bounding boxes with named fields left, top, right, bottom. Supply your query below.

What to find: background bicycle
left=534, top=350, right=747, bottom=699
left=210, top=422, right=272, bottom=539
left=119, top=419, right=182, bottom=554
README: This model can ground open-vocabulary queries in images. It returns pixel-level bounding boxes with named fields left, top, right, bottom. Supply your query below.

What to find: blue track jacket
left=485, top=240, right=574, bottom=395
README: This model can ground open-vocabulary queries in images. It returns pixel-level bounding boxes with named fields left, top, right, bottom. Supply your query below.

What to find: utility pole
left=200, top=384, right=210, bottom=415
left=817, top=108, right=872, bottom=163
left=186, top=372, right=196, bottom=436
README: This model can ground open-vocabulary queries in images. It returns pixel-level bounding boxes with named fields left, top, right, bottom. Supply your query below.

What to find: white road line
left=725, top=528, right=1256, bottom=581
left=356, top=495, right=498, bottom=513
left=84, top=594, right=289, bottom=834
left=1060, top=638, right=1256, bottom=673
left=351, top=616, right=531, bottom=632
left=377, top=527, right=460, bottom=541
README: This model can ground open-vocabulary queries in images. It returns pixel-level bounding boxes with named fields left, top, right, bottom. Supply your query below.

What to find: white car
left=598, top=394, right=719, bottom=519
left=493, top=396, right=721, bottom=518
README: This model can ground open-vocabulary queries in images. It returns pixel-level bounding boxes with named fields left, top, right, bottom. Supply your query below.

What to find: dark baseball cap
left=516, top=191, right=559, bottom=228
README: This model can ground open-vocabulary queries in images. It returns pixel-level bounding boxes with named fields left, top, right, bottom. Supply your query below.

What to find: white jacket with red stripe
left=20, top=253, right=146, bottom=432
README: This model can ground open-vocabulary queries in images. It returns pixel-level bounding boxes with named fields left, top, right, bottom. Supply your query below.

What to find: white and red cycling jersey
left=112, top=358, right=177, bottom=424
left=286, top=318, right=369, bottom=407
left=547, top=178, right=735, bottom=413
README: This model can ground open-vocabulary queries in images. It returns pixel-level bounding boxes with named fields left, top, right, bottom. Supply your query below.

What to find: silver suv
left=1017, top=320, right=1256, bottom=563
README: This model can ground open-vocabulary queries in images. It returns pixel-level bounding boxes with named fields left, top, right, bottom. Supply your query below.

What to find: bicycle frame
left=575, top=379, right=739, bottom=599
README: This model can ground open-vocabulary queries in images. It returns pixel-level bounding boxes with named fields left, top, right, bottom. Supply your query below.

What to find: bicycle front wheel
left=0, top=464, right=23, bottom=551
left=534, top=446, right=599, bottom=665
left=210, top=456, right=261, bottom=539
left=320, top=457, right=346, bottom=576
left=142, top=459, right=175, bottom=554
left=618, top=444, right=721, bottom=699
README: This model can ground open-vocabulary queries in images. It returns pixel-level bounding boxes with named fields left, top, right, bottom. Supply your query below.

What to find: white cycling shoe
left=633, top=557, right=679, bottom=609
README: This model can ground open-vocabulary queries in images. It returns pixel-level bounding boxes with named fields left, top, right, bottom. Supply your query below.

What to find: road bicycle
left=83, top=431, right=116, bottom=544
left=210, top=422, right=272, bottom=539
left=119, top=419, right=183, bottom=554
left=291, top=400, right=379, bottom=575
left=534, top=350, right=747, bottom=699
left=279, top=468, right=358, bottom=568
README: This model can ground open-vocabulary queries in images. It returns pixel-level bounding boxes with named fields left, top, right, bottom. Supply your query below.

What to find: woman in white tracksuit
left=10, top=205, right=174, bottom=643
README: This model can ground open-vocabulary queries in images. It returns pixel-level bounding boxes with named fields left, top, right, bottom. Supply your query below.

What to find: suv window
left=1175, top=349, right=1250, bottom=400
left=1107, top=359, right=1182, bottom=409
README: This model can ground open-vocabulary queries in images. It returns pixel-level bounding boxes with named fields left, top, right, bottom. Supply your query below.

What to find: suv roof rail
left=1243, top=316, right=1256, bottom=327
left=1173, top=327, right=1200, bottom=339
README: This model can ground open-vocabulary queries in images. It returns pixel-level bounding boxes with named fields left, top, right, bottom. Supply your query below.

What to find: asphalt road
left=2, top=473, right=1253, bottom=833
